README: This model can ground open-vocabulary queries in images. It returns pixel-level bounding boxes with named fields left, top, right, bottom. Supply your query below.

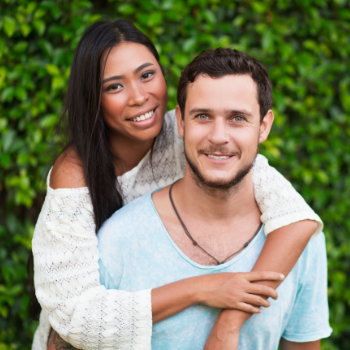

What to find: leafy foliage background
left=1, top=0, right=349, bottom=348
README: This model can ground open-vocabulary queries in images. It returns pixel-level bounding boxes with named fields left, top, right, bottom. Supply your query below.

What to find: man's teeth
left=208, top=154, right=230, bottom=160
left=132, top=110, right=154, bottom=122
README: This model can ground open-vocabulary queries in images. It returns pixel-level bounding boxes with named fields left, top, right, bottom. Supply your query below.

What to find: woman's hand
left=152, top=270, right=283, bottom=323
left=198, top=271, right=283, bottom=313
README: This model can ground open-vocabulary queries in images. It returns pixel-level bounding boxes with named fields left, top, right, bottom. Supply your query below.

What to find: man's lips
left=199, top=150, right=237, bottom=159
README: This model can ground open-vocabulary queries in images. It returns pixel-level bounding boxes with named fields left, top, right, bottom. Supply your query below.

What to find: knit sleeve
left=252, top=154, right=323, bottom=235
left=32, top=184, right=152, bottom=350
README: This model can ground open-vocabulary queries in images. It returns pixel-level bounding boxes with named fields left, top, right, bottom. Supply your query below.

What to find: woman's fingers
left=244, top=270, right=285, bottom=282
left=242, top=293, right=272, bottom=307
left=202, top=271, right=283, bottom=309
left=235, top=302, right=262, bottom=314
left=231, top=293, right=273, bottom=313
left=246, top=283, right=279, bottom=299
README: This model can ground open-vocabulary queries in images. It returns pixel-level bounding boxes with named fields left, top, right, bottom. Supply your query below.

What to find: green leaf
left=46, top=64, right=60, bottom=76
left=15, top=87, right=27, bottom=101
left=52, top=75, right=65, bottom=90
left=3, top=16, right=16, bottom=37
left=118, top=3, right=136, bottom=15
left=20, top=23, right=31, bottom=37
left=33, top=19, right=46, bottom=35
left=1, top=87, right=15, bottom=102
left=2, top=130, right=16, bottom=152
left=0, top=153, right=11, bottom=168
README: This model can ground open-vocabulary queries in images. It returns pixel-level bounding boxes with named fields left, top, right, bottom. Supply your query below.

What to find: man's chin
left=190, top=165, right=253, bottom=191
left=185, top=150, right=255, bottom=191
left=197, top=178, right=241, bottom=190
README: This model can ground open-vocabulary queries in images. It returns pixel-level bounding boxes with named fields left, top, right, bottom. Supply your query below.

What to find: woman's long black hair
left=63, top=19, right=161, bottom=232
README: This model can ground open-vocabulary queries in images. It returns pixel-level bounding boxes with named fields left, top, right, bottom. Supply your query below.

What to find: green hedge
left=1, top=0, right=349, bottom=348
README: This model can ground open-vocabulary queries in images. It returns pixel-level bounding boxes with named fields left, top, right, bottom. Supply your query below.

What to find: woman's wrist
left=151, top=275, right=213, bottom=322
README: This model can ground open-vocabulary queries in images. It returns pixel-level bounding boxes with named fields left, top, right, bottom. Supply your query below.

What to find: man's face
left=176, top=74, right=273, bottom=190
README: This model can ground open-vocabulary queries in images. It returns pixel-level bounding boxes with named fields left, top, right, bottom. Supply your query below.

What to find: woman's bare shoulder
left=50, top=147, right=87, bottom=189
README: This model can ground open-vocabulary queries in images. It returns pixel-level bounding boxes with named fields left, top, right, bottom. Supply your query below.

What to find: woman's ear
left=175, top=105, right=184, bottom=138
left=259, top=109, right=274, bottom=143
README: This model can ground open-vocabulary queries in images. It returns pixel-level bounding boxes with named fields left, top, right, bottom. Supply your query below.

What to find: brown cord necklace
left=168, top=182, right=261, bottom=265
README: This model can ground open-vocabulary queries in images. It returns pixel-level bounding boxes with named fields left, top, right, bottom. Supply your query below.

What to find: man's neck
left=152, top=169, right=262, bottom=266
left=174, top=170, right=260, bottom=222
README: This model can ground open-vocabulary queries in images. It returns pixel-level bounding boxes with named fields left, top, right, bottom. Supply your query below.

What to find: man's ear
left=175, top=105, right=184, bottom=138
left=259, top=109, right=274, bottom=143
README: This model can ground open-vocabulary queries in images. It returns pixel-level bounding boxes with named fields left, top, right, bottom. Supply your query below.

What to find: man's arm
left=279, top=339, right=320, bottom=350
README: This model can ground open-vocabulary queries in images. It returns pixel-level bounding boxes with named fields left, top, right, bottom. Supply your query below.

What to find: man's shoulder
left=303, top=231, right=326, bottom=258
left=98, top=192, right=154, bottom=239
left=296, top=231, right=327, bottom=279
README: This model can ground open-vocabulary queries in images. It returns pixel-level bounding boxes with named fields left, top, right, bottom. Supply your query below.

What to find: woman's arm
left=204, top=221, right=317, bottom=349
left=204, top=155, right=322, bottom=349
left=151, top=270, right=283, bottom=323
left=33, top=189, right=153, bottom=349
left=47, top=270, right=283, bottom=349
left=33, top=156, right=153, bottom=349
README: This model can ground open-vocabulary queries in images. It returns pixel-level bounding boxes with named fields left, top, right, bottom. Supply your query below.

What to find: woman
left=32, top=19, right=321, bottom=349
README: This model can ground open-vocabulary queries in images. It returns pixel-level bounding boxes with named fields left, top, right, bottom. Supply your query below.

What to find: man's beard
left=184, top=147, right=258, bottom=191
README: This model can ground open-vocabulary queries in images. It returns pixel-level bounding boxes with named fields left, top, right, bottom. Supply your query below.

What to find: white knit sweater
left=32, top=110, right=322, bottom=349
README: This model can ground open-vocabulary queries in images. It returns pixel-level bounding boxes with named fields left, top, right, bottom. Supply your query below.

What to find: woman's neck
left=109, top=135, right=155, bottom=176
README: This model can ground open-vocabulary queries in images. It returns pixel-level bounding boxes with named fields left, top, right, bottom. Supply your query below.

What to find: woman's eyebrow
left=102, top=62, right=155, bottom=84
left=134, top=62, right=154, bottom=74
left=102, top=75, right=123, bottom=84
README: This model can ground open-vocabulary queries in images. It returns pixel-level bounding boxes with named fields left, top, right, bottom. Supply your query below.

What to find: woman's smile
left=101, top=42, right=168, bottom=144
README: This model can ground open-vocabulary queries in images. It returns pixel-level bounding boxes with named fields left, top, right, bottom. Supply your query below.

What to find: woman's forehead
left=102, top=42, right=158, bottom=77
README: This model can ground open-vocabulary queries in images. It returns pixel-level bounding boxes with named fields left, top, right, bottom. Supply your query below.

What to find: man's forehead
left=185, top=74, right=259, bottom=113
left=189, top=73, right=255, bottom=88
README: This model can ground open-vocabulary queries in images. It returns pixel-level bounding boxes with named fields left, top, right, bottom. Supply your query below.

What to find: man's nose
left=208, top=118, right=229, bottom=144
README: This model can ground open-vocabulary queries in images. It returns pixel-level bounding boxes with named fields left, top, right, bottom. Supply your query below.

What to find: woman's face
left=101, top=42, right=167, bottom=147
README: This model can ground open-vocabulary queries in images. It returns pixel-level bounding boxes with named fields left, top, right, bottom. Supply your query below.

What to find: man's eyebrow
left=188, top=108, right=252, bottom=116
left=102, top=62, right=155, bottom=84
left=188, top=108, right=211, bottom=115
left=229, top=109, right=253, bottom=117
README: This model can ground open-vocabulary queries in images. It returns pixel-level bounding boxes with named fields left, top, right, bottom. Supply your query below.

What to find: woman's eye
left=141, top=71, right=155, bottom=80
left=105, top=83, right=123, bottom=92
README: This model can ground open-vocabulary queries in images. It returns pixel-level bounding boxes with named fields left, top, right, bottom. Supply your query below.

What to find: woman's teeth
left=132, top=110, right=154, bottom=122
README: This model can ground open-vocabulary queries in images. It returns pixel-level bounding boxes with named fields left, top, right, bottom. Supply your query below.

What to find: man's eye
left=197, top=114, right=209, bottom=120
left=141, top=71, right=155, bottom=79
left=233, top=115, right=245, bottom=122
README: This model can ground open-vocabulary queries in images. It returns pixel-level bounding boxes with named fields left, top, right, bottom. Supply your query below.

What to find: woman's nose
left=128, top=83, right=148, bottom=106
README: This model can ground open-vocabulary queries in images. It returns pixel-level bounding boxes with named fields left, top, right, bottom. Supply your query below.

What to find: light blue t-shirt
left=98, top=192, right=332, bottom=349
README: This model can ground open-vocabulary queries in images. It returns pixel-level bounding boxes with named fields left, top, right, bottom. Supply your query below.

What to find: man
left=98, top=48, right=331, bottom=349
